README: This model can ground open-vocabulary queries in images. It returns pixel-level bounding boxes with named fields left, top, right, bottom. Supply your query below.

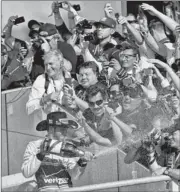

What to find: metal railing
left=62, top=175, right=171, bottom=192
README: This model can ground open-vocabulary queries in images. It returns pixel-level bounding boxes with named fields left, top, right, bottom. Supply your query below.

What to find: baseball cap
left=28, top=19, right=42, bottom=29
left=39, top=23, right=57, bottom=36
left=95, top=17, right=116, bottom=29
left=36, top=111, right=79, bottom=131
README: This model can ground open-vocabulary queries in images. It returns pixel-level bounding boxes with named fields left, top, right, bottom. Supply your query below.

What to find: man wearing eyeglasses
left=77, top=83, right=132, bottom=147
left=118, top=13, right=155, bottom=62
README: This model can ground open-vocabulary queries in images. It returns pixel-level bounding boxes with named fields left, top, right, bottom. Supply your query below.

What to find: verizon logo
left=44, top=178, right=68, bottom=185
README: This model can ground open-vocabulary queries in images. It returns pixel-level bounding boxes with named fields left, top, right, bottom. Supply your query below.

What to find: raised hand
left=104, top=3, right=114, bottom=19
left=148, top=59, right=168, bottom=69
left=109, top=58, right=121, bottom=71
left=8, top=15, right=18, bottom=25
left=117, top=16, right=128, bottom=25
left=40, top=37, right=51, bottom=53
left=140, top=3, right=158, bottom=16
left=51, top=1, right=60, bottom=13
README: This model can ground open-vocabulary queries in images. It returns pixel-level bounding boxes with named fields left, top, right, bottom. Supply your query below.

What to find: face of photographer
left=96, top=24, right=114, bottom=40
left=169, top=130, right=180, bottom=149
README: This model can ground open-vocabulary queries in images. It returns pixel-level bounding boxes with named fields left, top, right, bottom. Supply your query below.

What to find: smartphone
left=138, top=6, right=145, bottom=19
left=14, top=16, right=25, bottom=25
left=73, top=4, right=81, bottom=11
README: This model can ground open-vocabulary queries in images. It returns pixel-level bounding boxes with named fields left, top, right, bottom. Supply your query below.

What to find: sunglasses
left=128, top=20, right=138, bottom=24
left=88, top=99, right=103, bottom=107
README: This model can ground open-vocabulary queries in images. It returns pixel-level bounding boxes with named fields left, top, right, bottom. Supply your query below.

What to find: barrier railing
left=62, top=175, right=171, bottom=192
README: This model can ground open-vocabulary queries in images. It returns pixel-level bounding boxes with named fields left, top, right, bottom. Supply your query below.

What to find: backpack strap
left=44, top=73, right=50, bottom=94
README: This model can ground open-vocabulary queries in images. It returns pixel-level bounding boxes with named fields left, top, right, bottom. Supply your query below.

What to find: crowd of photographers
left=1, top=1, right=180, bottom=191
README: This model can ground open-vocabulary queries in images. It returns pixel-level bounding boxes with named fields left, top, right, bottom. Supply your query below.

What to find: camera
left=76, top=19, right=92, bottom=34
left=14, top=16, right=25, bottom=25
left=32, top=38, right=44, bottom=50
left=143, top=68, right=153, bottom=76
left=84, top=33, right=95, bottom=41
left=58, top=2, right=81, bottom=11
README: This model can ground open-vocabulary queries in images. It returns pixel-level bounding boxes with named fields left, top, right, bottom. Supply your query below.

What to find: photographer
left=144, top=123, right=180, bottom=189
left=2, top=15, right=31, bottom=90
left=21, top=111, right=94, bottom=191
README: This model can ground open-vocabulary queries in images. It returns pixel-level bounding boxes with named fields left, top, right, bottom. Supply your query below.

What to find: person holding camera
left=26, top=49, right=72, bottom=115
left=21, top=111, right=94, bottom=192
left=63, top=61, right=99, bottom=112
left=2, top=15, right=32, bottom=90
left=143, top=123, right=180, bottom=190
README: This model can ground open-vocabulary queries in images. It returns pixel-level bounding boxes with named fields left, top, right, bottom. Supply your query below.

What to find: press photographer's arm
left=148, top=150, right=180, bottom=181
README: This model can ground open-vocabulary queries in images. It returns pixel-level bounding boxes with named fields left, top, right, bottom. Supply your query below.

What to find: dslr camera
left=84, top=33, right=95, bottom=41
left=76, top=19, right=92, bottom=34
left=32, top=38, right=44, bottom=50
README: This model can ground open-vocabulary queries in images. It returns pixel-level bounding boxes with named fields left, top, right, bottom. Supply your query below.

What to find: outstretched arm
left=141, top=3, right=179, bottom=31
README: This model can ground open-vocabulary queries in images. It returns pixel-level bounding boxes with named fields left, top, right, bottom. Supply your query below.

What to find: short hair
left=121, top=41, right=139, bottom=55
left=43, top=49, right=63, bottom=64
left=86, top=82, right=108, bottom=101
left=76, top=61, right=99, bottom=76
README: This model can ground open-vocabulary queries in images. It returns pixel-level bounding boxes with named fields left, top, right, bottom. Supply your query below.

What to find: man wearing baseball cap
left=87, top=17, right=118, bottom=71
left=27, top=22, right=77, bottom=83
left=21, top=111, right=94, bottom=191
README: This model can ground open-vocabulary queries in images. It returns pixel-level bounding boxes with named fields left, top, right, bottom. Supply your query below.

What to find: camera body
left=32, top=38, right=44, bottom=50
left=84, top=33, right=95, bottom=41
left=14, top=16, right=25, bottom=25
left=76, top=19, right=92, bottom=34
left=58, top=2, right=81, bottom=11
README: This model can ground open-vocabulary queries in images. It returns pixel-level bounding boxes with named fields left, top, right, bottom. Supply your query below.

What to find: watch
left=163, top=167, right=171, bottom=175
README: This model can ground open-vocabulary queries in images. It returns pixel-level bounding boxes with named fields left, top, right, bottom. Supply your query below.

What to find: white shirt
left=26, top=74, right=64, bottom=115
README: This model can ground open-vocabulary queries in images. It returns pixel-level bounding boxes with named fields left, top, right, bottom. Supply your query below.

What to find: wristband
left=77, top=158, right=87, bottom=167
left=163, top=167, right=170, bottom=175
left=36, top=153, right=45, bottom=161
